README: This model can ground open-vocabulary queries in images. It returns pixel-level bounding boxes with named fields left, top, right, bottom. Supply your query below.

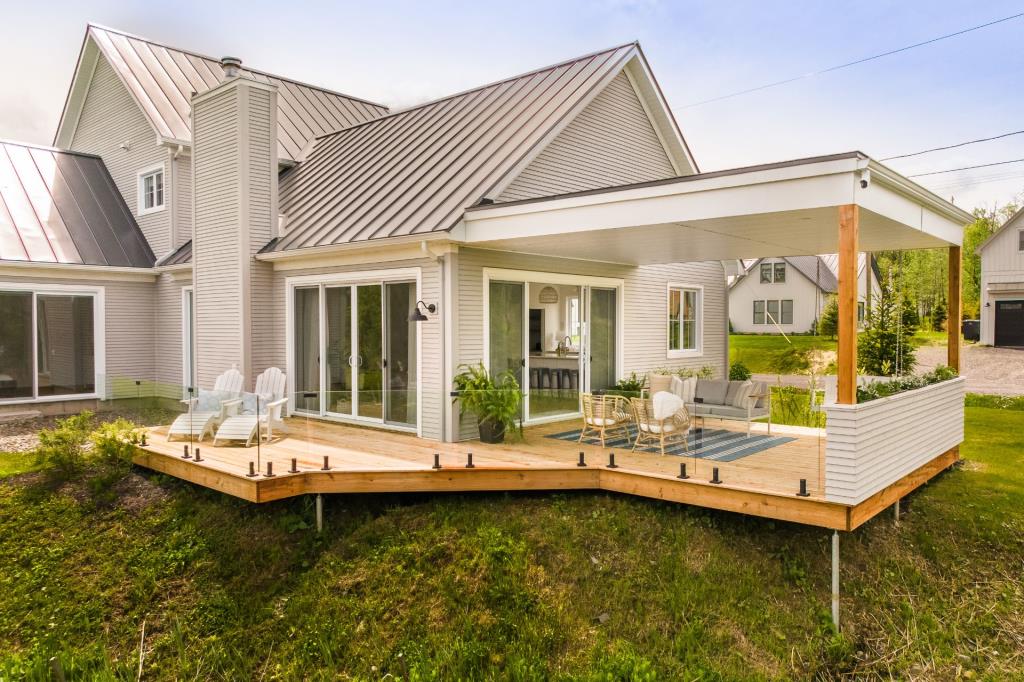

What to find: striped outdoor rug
left=544, top=426, right=796, bottom=462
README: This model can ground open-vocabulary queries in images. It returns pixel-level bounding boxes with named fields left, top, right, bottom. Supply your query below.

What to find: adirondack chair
left=167, top=366, right=245, bottom=441
left=213, top=367, right=289, bottom=447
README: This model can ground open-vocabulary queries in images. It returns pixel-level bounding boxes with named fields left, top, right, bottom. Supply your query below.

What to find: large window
left=0, top=287, right=99, bottom=402
left=668, top=286, right=700, bottom=353
left=138, top=165, right=165, bottom=215
left=753, top=299, right=793, bottom=326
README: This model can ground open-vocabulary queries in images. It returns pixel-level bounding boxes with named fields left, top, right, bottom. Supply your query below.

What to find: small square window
left=138, top=166, right=165, bottom=215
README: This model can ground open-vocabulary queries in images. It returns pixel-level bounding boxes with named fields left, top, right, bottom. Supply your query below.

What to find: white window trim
left=284, top=267, right=424, bottom=437
left=137, top=163, right=166, bottom=216
left=181, top=286, right=194, bottom=394
left=0, top=281, right=105, bottom=405
left=1018, top=228, right=1024, bottom=253
left=667, top=282, right=703, bottom=358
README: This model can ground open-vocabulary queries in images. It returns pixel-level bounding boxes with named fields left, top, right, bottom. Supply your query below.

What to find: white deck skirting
left=824, top=377, right=965, bottom=504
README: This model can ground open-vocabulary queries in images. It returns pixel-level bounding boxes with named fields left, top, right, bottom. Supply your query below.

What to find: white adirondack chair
left=213, top=367, right=289, bottom=447
left=167, top=366, right=245, bottom=441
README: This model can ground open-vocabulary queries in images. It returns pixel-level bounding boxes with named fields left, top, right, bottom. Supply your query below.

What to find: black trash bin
left=961, top=319, right=980, bottom=342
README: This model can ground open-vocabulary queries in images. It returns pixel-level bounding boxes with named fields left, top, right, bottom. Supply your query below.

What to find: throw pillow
left=647, top=373, right=672, bottom=395
left=242, top=392, right=273, bottom=416
left=196, top=389, right=229, bottom=412
left=729, top=381, right=754, bottom=408
left=681, top=376, right=697, bottom=403
left=669, top=375, right=685, bottom=399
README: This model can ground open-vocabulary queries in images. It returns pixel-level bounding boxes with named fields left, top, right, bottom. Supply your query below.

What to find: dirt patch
left=114, top=472, right=171, bottom=514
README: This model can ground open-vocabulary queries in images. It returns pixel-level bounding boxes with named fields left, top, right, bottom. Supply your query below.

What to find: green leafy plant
left=608, top=372, right=645, bottom=398
left=34, top=412, right=94, bottom=483
left=452, top=362, right=523, bottom=442
left=931, top=299, right=947, bottom=332
left=87, top=418, right=143, bottom=504
left=728, top=361, right=752, bottom=381
left=856, top=365, right=957, bottom=403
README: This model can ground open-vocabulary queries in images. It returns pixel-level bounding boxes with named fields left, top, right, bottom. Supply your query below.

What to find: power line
left=907, top=158, right=1024, bottom=178
left=880, top=130, right=1024, bottom=161
left=681, top=12, right=1024, bottom=109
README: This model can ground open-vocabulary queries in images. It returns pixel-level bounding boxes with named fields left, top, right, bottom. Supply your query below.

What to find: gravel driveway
left=752, top=344, right=1024, bottom=396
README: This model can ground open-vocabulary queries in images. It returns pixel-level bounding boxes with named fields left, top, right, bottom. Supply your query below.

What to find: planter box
left=824, top=377, right=965, bottom=505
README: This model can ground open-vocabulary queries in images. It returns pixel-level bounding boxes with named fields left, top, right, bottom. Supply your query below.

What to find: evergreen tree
left=931, top=299, right=947, bottom=332
left=858, top=274, right=916, bottom=376
left=818, top=296, right=838, bottom=339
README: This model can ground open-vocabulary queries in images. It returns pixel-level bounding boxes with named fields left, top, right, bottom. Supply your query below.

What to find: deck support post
left=948, top=246, right=962, bottom=372
left=894, top=498, right=901, bottom=525
left=831, top=530, right=840, bottom=630
left=315, top=494, right=323, bottom=533
left=837, top=205, right=859, bottom=405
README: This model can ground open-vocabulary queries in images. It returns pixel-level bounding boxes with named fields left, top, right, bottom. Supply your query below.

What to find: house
left=2, top=25, right=974, bottom=625
left=977, top=207, right=1024, bottom=346
left=728, top=254, right=880, bottom=334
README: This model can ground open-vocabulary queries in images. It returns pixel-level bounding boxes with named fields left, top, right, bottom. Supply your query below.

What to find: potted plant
left=452, top=363, right=523, bottom=443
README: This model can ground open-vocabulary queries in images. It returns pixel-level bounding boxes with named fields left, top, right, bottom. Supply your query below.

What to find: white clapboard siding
left=68, top=55, right=173, bottom=258
left=824, top=377, right=965, bottom=504
left=498, top=72, right=676, bottom=203
left=153, top=274, right=188, bottom=398
left=454, top=248, right=727, bottom=439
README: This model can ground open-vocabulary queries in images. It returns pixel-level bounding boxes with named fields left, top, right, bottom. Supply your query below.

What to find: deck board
left=133, top=416, right=951, bottom=530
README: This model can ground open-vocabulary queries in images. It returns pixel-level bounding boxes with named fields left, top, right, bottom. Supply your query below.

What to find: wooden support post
left=837, top=205, right=859, bottom=404
left=948, top=246, right=962, bottom=372
left=831, top=530, right=840, bottom=630
left=315, top=494, right=323, bottom=533
left=894, top=498, right=900, bottom=525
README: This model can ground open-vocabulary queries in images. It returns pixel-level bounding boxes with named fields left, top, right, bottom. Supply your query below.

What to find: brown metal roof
left=269, top=43, right=638, bottom=251
left=83, top=25, right=388, bottom=163
left=0, top=140, right=154, bottom=267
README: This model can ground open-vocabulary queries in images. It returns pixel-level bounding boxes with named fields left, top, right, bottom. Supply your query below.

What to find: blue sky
left=2, top=0, right=1022, bottom=212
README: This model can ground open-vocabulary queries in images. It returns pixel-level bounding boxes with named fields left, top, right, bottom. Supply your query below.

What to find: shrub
left=819, top=296, right=839, bottom=339
left=87, top=418, right=143, bottom=503
left=728, top=361, right=752, bottom=381
left=858, top=275, right=916, bottom=376
left=34, top=412, right=94, bottom=482
left=856, top=365, right=957, bottom=402
left=931, top=299, right=947, bottom=332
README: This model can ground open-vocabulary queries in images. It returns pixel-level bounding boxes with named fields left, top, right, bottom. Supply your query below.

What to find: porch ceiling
left=458, top=152, right=972, bottom=265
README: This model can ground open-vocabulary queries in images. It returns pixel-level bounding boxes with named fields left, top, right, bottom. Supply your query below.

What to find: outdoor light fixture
left=409, top=300, right=436, bottom=322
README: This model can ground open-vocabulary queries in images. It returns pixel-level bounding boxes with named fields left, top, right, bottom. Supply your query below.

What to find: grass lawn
left=730, top=331, right=950, bottom=375
left=1, top=406, right=1021, bottom=679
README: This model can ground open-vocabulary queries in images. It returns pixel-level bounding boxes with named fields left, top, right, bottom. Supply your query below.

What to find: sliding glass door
left=291, top=277, right=418, bottom=429
left=588, top=287, right=617, bottom=393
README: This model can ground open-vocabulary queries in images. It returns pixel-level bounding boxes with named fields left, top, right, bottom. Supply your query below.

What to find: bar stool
left=529, top=368, right=540, bottom=390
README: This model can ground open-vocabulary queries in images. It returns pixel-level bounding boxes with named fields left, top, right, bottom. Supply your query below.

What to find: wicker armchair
left=629, top=397, right=691, bottom=455
left=579, top=393, right=631, bottom=446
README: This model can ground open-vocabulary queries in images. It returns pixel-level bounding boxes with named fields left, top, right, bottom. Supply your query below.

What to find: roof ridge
left=86, top=23, right=389, bottom=110
left=0, top=138, right=103, bottom=160
left=311, top=41, right=638, bottom=142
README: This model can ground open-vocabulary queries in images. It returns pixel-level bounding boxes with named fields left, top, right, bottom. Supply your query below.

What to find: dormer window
left=138, top=165, right=165, bottom=215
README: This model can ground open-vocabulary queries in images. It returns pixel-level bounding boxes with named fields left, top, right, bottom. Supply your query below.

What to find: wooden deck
left=134, top=417, right=957, bottom=531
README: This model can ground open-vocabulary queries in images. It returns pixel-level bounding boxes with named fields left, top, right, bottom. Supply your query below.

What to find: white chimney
left=220, top=56, right=242, bottom=80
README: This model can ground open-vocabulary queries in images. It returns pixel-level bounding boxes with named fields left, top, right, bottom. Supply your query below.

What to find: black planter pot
left=478, top=418, right=506, bottom=444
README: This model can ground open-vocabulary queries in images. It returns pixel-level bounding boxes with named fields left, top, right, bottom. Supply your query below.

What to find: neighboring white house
left=729, top=255, right=880, bottom=334
left=977, top=207, right=1024, bottom=346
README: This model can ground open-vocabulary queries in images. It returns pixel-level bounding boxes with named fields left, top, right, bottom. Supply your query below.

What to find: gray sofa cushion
left=750, top=381, right=769, bottom=408
left=725, top=380, right=753, bottom=407
left=695, top=379, right=729, bottom=406
left=708, top=405, right=750, bottom=419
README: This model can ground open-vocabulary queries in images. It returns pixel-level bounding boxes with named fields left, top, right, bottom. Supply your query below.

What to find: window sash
left=760, top=263, right=772, bottom=283
left=668, top=287, right=698, bottom=351
left=780, top=299, right=793, bottom=325
left=774, top=263, right=786, bottom=283
left=753, top=300, right=765, bottom=324
left=766, top=300, right=780, bottom=324
left=142, top=170, right=164, bottom=210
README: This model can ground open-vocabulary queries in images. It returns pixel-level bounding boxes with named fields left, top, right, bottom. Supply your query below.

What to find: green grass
left=0, top=452, right=39, bottom=478
left=0, top=408, right=1022, bottom=679
left=731, top=331, right=950, bottom=375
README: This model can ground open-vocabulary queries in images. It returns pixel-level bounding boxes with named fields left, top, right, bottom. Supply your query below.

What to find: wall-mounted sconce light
left=409, top=300, right=436, bottom=322
left=985, top=302, right=991, bottom=307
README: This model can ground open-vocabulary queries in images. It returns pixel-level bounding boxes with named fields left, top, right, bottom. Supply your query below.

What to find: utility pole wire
left=880, top=130, right=1024, bottom=161
left=907, top=158, right=1024, bottom=178
left=681, top=12, right=1024, bottom=108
